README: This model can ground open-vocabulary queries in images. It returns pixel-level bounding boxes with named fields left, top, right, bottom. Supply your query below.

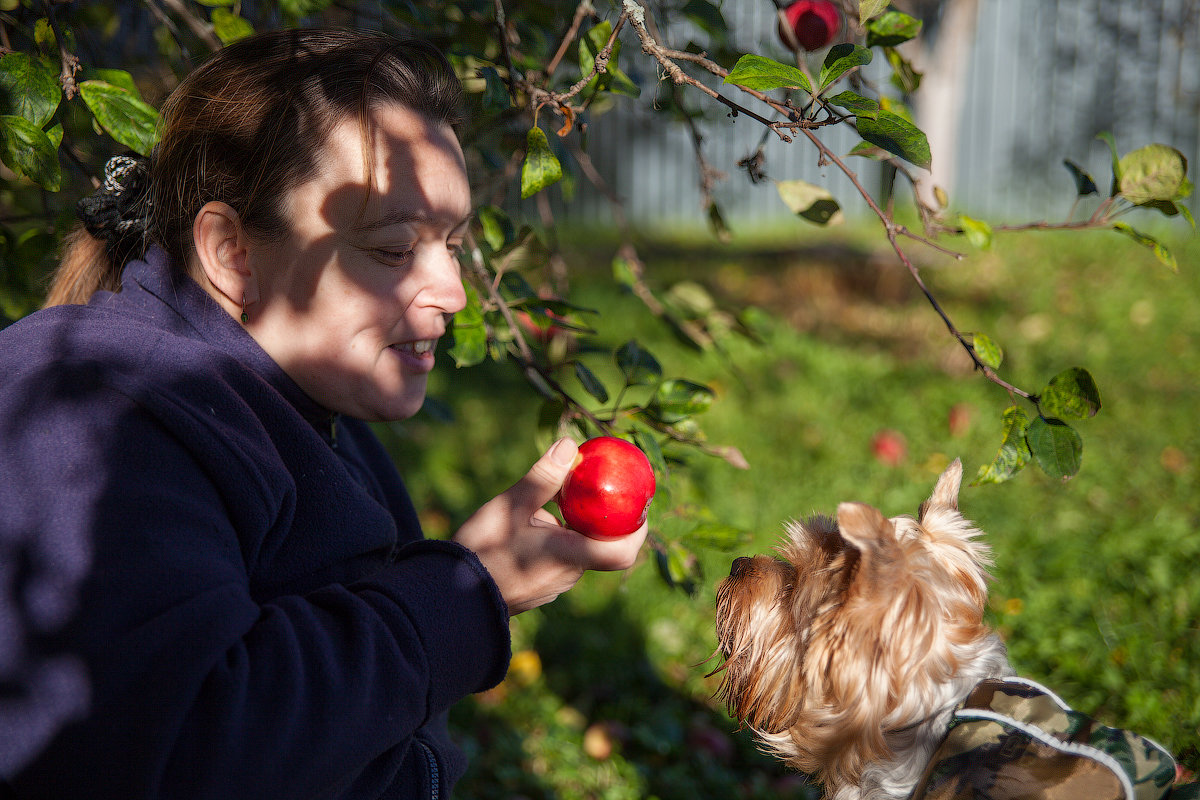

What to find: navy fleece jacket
left=0, top=247, right=511, bottom=798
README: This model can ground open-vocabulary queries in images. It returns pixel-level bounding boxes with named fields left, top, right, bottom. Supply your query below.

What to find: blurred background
left=2, top=1, right=1198, bottom=797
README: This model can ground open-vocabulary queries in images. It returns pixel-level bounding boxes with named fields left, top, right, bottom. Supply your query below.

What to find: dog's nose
left=729, top=556, right=752, bottom=578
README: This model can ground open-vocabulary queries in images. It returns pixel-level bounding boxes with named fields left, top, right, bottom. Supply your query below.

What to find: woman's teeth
left=394, top=339, right=435, bottom=355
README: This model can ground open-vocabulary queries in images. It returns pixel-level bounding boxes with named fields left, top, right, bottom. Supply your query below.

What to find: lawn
left=379, top=220, right=1200, bottom=799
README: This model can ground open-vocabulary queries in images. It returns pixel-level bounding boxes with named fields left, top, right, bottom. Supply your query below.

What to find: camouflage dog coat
left=911, top=676, right=1198, bottom=800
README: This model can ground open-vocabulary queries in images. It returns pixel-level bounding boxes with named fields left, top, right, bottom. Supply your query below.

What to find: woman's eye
left=373, top=248, right=414, bottom=265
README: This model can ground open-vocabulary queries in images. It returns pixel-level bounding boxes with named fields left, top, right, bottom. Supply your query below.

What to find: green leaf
left=973, top=405, right=1032, bottom=486
left=631, top=427, right=668, bottom=478
left=959, top=214, right=993, bottom=249
left=1096, top=131, right=1121, bottom=196
left=278, top=0, right=334, bottom=21
left=449, top=284, right=488, bottom=368
left=971, top=332, right=1003, bottom=369
left=648, top=379, right=715, bottom=424
left=724, top=54, right=811, bottom=93
left=573, top=361, right=609, bottom=404
left=0, top=115, right=61, bottom=191
left=680, top=0, right=727, bottom=38
left=825, top=90, right=880, bottom=117
left=856, top=110, right=931, bottom=170
left=0, top=53, right=60, bottom=128
left=707, top=201, right=731, bottom=242
left=1039, top=367, right=1101, bottom=420
left=655, top=541, right=699, bottom=594
left=1063, top=159, right=1098, bottom=196
left=846, top=140, right=886, bottom=160
left=612, top=254, right=638, bottom=288
left=580, top=21, right=640, bottom=98
left=859, top=0, right=889, bottom=24
left=499, top=270, right=536, bottom=302
left=681, top=521, right=752, bottom=552
left=663, top=281, right=715, bottom=318
left=194, top=0, right=235, bottom=6
left=78, top=80, right=159, bottom=156
left=1117, top=144, right=1188, bottom=205
left=776, top=179, right=842, bottom=225
left=84, top=68, right=139, bottom=95
left=1112, top=222, right=1177, bottom=271
left=211, top=8, right=254, bottom=44
left=818, top=44, right=873, bottom=91
left=615, top=340, right=662, bottom=386
left=34, top=19, right=74, bottom=52
left=476, top=205, right=515, bottom=251
left=477, top=66, right=512, bottom=111
left=520, top=125, right=562, bottom=199
left=884, top=47, right=922, bottom=94
left=866, top=11, right=922, bottom=48
left=1026, top=416, right=1082, bottom=481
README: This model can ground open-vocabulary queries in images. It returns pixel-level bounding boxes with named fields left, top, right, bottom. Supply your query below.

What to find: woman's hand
left=451, top=438, right=649, bottom=615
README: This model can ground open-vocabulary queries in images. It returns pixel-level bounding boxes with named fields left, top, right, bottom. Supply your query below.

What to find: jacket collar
left=106, top=246, right=339, bottom=444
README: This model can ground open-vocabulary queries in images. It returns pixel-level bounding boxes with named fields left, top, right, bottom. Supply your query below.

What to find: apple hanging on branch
left=557, top=437, right=656, bottom=539
left=777, top=0, right=842, bottom=52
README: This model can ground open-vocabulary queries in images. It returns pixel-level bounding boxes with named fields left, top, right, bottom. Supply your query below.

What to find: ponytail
left=44, top=225, right=120, bottom=307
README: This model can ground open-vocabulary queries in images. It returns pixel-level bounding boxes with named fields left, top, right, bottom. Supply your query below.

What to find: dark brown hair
left=46, top=28, right=463, bottom=307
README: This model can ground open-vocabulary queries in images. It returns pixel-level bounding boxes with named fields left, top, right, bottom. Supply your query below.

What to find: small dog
left=713, top=459, right=1009, bottom=799
left=712, top=459, right=1193, bottom=799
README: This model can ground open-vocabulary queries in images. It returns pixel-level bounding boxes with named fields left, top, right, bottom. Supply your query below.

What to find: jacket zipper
left=417, top=740, right=439, bottom=800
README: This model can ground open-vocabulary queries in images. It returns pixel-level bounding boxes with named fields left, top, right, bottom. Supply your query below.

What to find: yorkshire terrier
left=713, top=459, right=1012, bottom=799
left=712, top=459, right=1194, bottom=800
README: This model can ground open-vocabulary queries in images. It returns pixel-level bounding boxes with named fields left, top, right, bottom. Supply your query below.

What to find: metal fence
left=546, top=0, right=1200, bottom=228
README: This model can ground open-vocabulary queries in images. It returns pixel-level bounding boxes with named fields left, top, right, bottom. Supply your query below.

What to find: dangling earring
left=240, top=293, right=249, bottom=324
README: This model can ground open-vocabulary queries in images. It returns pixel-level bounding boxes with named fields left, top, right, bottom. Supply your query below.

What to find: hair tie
left=77, top=154, right=153, bottom=260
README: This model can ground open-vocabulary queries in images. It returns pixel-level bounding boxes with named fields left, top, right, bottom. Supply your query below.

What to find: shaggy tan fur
left=713, top=460, right=1012, bottom=800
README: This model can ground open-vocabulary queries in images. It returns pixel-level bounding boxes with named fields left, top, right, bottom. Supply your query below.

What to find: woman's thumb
left=511, top=437, right=579, bottom=509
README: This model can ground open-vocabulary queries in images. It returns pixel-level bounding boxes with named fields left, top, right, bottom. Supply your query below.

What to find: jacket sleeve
left=3, top=379, right=510, bottom=798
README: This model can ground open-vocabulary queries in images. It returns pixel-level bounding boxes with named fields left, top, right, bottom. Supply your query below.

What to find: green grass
left=380, top=220, right=1200, bottom=798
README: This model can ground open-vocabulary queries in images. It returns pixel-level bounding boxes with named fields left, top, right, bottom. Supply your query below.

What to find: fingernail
left=550, top=437, right=579, bottom=466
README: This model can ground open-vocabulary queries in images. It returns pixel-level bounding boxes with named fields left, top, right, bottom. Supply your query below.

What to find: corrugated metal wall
left=546, top=0, right=1200, bottom=228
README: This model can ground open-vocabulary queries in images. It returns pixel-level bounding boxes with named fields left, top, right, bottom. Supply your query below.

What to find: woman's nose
left=424, top=252, right=467, bottom=315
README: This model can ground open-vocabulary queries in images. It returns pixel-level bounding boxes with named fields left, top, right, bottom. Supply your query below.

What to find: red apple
left=870, top=429, right=907, bottom=466
left=777, top=0, right=841, bottom=52
left=557, top=437, right=656, bottom=539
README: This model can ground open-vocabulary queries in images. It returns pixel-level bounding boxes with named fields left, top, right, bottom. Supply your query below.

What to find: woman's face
left=247, top=103, right=471, bottom=421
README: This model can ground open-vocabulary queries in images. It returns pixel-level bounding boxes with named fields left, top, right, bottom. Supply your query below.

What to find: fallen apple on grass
left=777, top=0, right=841, bottom=52
left=870, top=429, right=908, bottom=466
left=557, top=437, right=656, bottom=539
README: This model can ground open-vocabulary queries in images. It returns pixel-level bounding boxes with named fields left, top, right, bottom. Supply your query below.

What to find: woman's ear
left=193, top=201, right=258, bottom=309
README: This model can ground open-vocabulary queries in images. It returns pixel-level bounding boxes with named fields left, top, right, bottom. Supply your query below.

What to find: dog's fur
left=713, top=459, right=1013, bottom=800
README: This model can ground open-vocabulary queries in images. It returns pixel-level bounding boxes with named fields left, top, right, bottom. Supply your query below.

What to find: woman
left=0, top=28, right=646, bottom=798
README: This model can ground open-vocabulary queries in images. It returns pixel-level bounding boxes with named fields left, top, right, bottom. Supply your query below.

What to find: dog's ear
left=918, top=458, right=962, bottom=521
left=836, top=502, right=904, bottom=586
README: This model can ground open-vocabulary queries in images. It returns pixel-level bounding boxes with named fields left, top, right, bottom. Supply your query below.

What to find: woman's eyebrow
left=353, top=209, right=475, bottom=234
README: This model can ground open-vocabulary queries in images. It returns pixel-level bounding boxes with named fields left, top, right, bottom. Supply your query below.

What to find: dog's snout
left=730, top=556, right=752, bottom=578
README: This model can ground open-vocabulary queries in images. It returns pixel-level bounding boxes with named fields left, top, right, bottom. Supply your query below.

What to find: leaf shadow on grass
left=452, top=595, right=819, bottom=800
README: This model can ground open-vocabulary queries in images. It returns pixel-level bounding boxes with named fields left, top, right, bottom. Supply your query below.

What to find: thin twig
left=546, top=0, right=594, bottom=76
left=156, top=0, right=222, bottom=51
left=546, top=14, right=626, bottom=108
left=797, top=127, right=1032, bottom=399
left=467, top=233, right=613, bottom=432
left=622, top=2, right=790, bottom=139
left=41, top=1, right=79, bottom=99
